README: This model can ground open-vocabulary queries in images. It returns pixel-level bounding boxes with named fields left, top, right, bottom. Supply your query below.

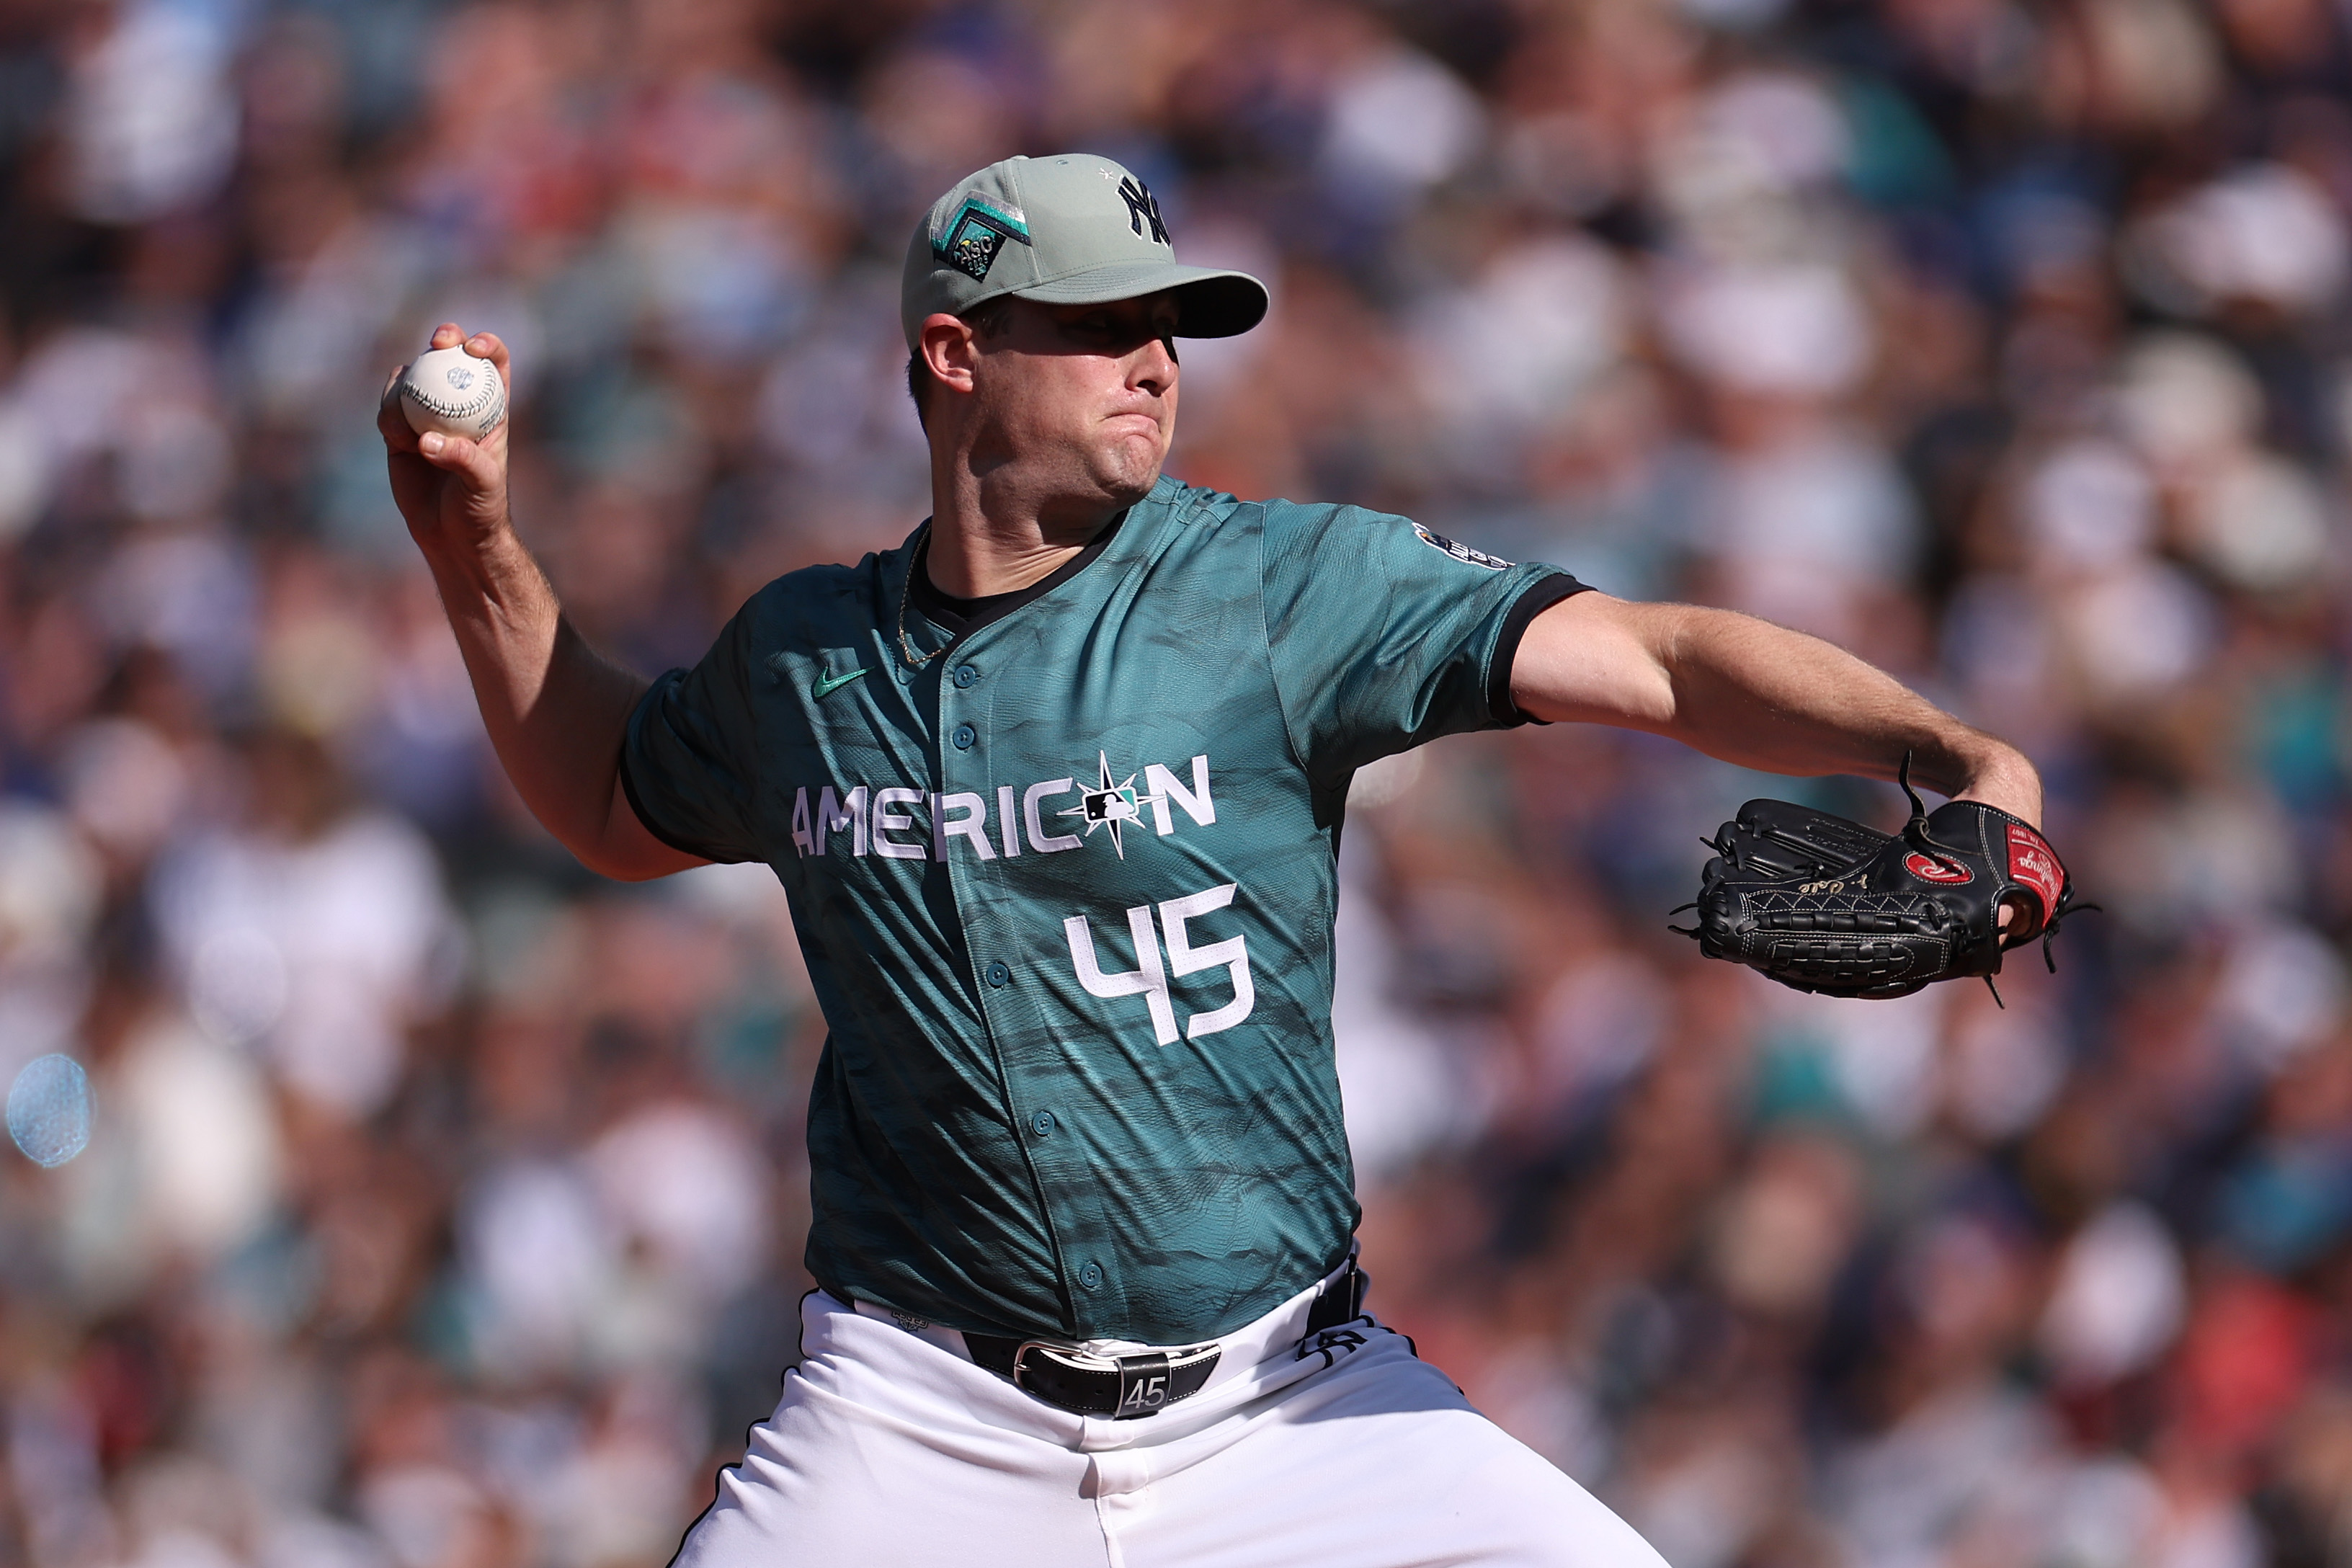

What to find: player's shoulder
left=1152, top=476, right=1355, bottom=526
left=1151, top=476, right=1384, bottom=553
left=1142, top=474, right=1247, bottom=530
left=1216, top=487, right=1477, bottom=581
left=1155, top=480, right=1512, bottom=589
left=731, top=531, right=917, bottom=637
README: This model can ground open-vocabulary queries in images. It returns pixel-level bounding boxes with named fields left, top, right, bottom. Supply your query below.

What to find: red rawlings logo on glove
left=1905, top=852, right=1973, bottom=883
left=2006, top=824, right=2063, bottom=910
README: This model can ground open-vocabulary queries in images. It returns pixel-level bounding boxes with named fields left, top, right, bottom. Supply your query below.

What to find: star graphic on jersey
left=1061, top=752, right=1164, bottom=859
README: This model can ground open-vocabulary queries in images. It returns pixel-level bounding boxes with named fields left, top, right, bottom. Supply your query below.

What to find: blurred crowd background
left=2, top=0, right=2351, bottom=1563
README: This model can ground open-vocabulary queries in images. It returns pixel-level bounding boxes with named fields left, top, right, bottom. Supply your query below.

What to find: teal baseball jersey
left=622, top=474, right=1583, bottom=1344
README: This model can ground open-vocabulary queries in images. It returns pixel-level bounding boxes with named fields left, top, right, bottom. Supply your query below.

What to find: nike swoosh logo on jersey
left=814, top=668, right=870, bottom=700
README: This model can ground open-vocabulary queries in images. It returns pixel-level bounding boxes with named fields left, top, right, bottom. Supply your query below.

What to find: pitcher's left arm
left=1508, top=593, right=2042, bottom=825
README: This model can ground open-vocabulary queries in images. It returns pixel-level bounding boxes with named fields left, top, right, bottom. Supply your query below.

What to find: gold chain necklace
left=895, top=525, right=945, bottom=669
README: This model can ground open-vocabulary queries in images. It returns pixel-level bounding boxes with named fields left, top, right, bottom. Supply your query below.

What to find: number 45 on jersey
left=1064, top=881, right=1252, bottom=1045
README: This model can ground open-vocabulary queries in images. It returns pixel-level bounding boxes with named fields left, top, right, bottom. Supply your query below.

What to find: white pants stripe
left=673, top=1280, right=1669, bottom=1568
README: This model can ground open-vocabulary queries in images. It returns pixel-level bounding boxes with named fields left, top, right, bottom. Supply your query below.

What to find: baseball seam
left=405, top=370, right=504, bottom=420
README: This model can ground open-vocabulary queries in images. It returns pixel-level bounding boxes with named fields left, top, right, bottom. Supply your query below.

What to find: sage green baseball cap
left=901, top=153, right=1270, bottom=349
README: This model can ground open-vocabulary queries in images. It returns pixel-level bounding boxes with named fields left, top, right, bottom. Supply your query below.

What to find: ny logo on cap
left=933, top=196, right=1032, bottom=281
left=1118, top=176, right=1168, bottom=245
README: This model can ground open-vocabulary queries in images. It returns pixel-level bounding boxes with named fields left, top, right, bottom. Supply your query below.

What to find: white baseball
left=398, top=346, right=507, bottom=440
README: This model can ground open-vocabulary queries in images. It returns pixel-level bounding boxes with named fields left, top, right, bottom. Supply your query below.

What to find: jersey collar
left=893, top=475, right=1198, bottom=649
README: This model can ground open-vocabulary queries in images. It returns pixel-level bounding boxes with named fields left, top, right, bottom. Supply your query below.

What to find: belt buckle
left=1008, top=1337, right=1079, bottom=1394
left=1008, top=1339, right=1107, bottom=1406
left=1010, top=1340, right=1189, bottom=1420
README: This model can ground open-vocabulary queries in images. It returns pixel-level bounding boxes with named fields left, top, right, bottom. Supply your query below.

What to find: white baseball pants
left=672, top=1275, right=1669, bottom=1568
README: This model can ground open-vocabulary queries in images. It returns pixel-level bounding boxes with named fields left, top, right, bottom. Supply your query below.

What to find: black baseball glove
left=1672, top=758, right=2082, bottom=1002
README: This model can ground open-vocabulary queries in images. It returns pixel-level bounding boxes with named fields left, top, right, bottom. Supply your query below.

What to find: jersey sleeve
left=619, top=606, right=765, bottom=865
left=1258, top=502, right=1587, bottom=785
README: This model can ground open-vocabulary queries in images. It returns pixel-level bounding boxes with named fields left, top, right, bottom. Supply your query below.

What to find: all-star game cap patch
left=933, top=195, right=1031, bottom=281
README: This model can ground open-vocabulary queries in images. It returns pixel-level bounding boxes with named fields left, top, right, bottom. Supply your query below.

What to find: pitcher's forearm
left=1649, top=612, right=2041, bottom=821
left=1515, top=595, right=2044, bottom=826
left=419, top=524, right=648, bottom=856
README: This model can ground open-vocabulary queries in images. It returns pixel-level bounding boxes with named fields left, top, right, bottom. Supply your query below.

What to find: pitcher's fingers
left=378, top=380, right=422, bottom=451
left=461, top=331, right=511, bottom=378
left=415, top=430, right=502, bottom=494
left=429, top=321, right=466, bottom=351
left=1996, top=892, right=2039, bottom=943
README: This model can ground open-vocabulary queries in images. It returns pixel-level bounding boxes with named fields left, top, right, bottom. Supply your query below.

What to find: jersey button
left=1079, top=1262, right=1104, bottom=1292
left=952, top=663, right=979, bottom=688
left=1029, top=1109, right=1056, bottom=1138
left=951, top=723, right=976, bottom=749
left=985, top=961, right=1010, bottom=988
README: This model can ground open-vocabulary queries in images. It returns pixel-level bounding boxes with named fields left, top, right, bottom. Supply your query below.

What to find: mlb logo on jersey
left=1082, top=788, right=1139, bottom=825
left=1069, top=753, right=1165, bottom=858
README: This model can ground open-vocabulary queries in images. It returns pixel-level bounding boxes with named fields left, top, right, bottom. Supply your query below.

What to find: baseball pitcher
left=380, top=153, right=2059, bottom=1567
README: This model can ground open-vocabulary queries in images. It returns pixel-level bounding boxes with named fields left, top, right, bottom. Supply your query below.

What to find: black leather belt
left=961, top=1261, right=1366, bottom=1420
left=961, top=1334, right=1220, bottom=1419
